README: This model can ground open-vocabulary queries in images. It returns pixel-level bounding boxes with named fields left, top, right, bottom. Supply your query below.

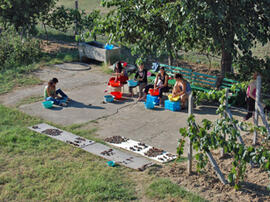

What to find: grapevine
left=178, top=84, right=270, bottom=190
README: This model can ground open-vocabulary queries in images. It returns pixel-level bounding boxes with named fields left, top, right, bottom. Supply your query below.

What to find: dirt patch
left=41, top=40, right=77, bottom=53
left=176, top=60, right=220, bottom=76
left=152, top=149, right=270, bottom=202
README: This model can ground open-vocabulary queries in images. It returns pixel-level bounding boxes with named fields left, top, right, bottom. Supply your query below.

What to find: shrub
left=0, top=27, right=42, bottom=71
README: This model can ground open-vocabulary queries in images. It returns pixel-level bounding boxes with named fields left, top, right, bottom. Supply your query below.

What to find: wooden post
left=75, top=0, right=78, bottom=36
left=206, top=152, right=228, bottom=184
left=221, top=88, right=229, bottom=157
left=187, top=92, right=193, bottom=175
left=226, top=109, right=245, bottom=145
left=253, top=75, right=261, bottom=145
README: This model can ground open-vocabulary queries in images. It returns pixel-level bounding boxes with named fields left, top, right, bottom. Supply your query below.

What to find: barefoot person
left=44, top=78, right=69, bottom=106
left=172, top=73, right=191, bottom=108
left=144, top=66, right=169, bottom=103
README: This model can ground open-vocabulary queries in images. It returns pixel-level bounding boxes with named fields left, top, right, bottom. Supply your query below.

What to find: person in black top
left=134, top=63, right=148, bottom=101
left=144, top=66, right=169, bottom=102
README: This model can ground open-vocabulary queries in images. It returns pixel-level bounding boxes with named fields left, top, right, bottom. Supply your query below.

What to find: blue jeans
left=56, top=89, right=68, bottom=98
left=45, top=89, right=68, bottom=105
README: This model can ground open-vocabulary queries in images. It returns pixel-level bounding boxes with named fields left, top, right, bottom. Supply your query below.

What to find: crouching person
left=172, top=73, right=192, bottom=109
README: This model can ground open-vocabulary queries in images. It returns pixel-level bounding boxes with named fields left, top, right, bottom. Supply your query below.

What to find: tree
left=94, top=0, right=184, bottom=65
left=177, top=0, right=270, bottom=76
left=0, top=0, right=56, bottom=33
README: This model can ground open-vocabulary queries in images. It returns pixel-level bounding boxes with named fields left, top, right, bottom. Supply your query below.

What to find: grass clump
left=146, top=178, right=207, bottom=202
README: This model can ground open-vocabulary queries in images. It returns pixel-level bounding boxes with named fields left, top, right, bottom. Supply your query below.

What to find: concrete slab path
left=0, top=63, right=246, bottom=156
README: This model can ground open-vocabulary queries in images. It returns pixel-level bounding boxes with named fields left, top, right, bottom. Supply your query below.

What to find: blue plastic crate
left=165, top=100, right=181, bottom=111
left=144, top=101, right=155, bottom=109
left=147, top=94, right=160, bottom=106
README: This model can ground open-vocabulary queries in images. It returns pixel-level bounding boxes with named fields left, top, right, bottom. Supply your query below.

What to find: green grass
left=0, top=49, right=79, bottom=95
left=0, top=65, right=43, bottom=95
left=146, top=178, right=208, bottom=202
left=0, top=104, right=136, bottom=201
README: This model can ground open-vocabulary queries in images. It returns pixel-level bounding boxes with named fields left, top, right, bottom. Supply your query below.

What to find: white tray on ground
left=28, top=123, right=153, bottom=170
left=105, top=137, right=177, bottom=163
left=29, top=123, right=95, bottom=148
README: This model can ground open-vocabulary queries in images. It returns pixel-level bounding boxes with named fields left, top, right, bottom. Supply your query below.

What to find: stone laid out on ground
left=29, top=123, right=95, bottom=148
left=105, top=136, right=177, bottom=163
left=29, top=123, right=153, bottom=171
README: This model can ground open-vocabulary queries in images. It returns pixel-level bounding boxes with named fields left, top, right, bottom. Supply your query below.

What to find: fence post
left=75, top=0, right=79, bottom=36
left=187, top=92, right=193, bottom=175
left=221, top=88, right=229, bottom=157
left=253, top=75, right=261, bottom=145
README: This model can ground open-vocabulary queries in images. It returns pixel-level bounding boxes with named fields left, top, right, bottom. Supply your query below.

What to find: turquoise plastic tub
left=104, top=95, right=114, bottom=103
left=127, top=80, right=138, bottom=87
left=107, top=161, right=116, bottom=167
left=42, top=101, right=54, bottom=109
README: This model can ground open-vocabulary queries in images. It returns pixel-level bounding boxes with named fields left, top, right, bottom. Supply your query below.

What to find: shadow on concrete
left=69, top=100, right=105, bottom=109
left=112, top=98, right=134, bottom=105
left=194, top=104, right=246, bottom=118
left=50, top=106, right=63, bottom=111
left=152, top=107, right=165, bottom=111
left=194, top=106, right=217, bottom=115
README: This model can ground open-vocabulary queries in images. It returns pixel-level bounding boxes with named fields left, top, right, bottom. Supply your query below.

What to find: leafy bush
left=0, top=27, right=42, bottom=71
left=234, top=55, right=270, bottom=95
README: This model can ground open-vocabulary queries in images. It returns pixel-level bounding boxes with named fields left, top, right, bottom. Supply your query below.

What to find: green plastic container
left=42, top=101, right=54, bottom=109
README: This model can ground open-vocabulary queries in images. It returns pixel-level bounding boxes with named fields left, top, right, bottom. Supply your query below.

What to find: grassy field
left=0, top=104, right=206, bottom=201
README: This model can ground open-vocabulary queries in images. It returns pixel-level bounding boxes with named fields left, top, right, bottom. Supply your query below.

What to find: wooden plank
left=192, top=72, right=217, bottom=79
left=222, top=78, right=238, bottom=83
left=191, top=76, right=216, bottom=83
left=192, top=80, right=216, bottom=87
left=160, top=63, right=192, bottom=72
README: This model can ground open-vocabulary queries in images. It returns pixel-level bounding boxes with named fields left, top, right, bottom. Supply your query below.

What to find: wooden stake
left=221, top=88, right=229, bottom=157
left=206, top=152, right=228, bottom=184
left=187, top=92, right=193, bottom=175
left=75, top=0, right=78, bottom=36
left=253, top=75, right=261, bottom=145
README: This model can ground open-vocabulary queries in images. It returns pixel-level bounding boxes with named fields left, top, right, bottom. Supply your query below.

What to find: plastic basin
left=149, top=88, right=159, bottom=96
left=104, top=95, right=114, bottom=103
left=109, top=77, right=121, bottom=87
left=168, top=94, right=180, bottom=102
left=105, top=44, right=114, bottom=50
left=42, top=101, right=54, bottom=109
left=110, top=91, right=122, bottom=100
left=107, top=161, right=116, bottom=167
left=127, top=80, right=138, bottom=87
